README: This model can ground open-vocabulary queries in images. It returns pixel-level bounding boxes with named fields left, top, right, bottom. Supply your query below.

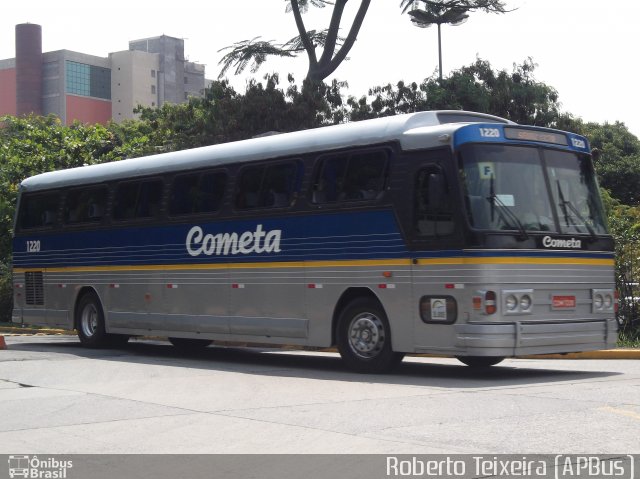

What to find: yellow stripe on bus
left=12, top=256, right=613, bottom=274
left=415, top=257, right=615, bottom=266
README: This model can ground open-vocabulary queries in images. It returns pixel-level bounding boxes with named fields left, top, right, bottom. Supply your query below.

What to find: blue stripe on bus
left=13, top=207, right=614, bottom=270
left=13, top=210, right=409, bottom=268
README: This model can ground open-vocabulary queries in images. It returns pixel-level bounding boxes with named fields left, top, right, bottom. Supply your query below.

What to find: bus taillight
left=485, top=291, right=497, bottom=315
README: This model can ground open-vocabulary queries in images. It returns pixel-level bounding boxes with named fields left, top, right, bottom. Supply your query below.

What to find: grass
left=617, top=333, right=640, bottom=348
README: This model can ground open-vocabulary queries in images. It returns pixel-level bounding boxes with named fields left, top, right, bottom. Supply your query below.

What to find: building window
left=65, top=61, right=111, bottom=100
left=151, top=70, right=156, bottom=78
left=151, top=85, right=156, bottom=94
left=184, top=76, right=188, bottom=84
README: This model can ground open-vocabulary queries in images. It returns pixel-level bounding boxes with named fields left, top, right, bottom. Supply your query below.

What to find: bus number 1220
left=26, top=240, right=41, bottom=253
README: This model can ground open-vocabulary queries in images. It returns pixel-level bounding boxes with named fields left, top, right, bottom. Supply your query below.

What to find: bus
left=11, top=111, right=617, bottom=372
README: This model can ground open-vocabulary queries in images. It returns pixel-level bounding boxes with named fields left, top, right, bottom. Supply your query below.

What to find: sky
left=2, top=0, right=639, bottom=137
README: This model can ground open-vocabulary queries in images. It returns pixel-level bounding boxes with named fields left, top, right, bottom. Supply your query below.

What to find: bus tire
left=168, top=337, right=212, bottom=350
left=456, top=356, right=504, bottom=368
left=336, top=298, right=404, bottom=373
left=76, top=292, right=110, bottom=348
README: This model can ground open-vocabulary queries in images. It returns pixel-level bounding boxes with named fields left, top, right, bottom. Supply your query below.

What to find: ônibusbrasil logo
left=8, top=455, right=73, bottom=478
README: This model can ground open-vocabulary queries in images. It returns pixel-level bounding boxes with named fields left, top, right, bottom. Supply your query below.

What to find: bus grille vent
left=25, top=271, right=44, bottom=305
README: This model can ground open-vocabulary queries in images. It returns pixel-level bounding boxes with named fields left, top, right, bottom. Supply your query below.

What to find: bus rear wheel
left=456, top=356, right=504, bottom=368
left=337, top=298, right=404, bottom=373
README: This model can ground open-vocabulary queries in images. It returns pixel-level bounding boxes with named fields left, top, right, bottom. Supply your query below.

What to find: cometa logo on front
left=542, top=236, right=582, bottom=249
left=186, top=225, right=282, bottom=257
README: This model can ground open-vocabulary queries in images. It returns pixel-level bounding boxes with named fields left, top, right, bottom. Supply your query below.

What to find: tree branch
left=317, top=0, right=348, bottom=68
left=290, top=0, right=319, bottom=66
left=315, top=0, right=371, bottom=81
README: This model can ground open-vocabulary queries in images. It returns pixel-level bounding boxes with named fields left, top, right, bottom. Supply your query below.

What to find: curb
left=0, top=326, right=75, bottom=335
left=519, top=349, right=640, bottom=360
left=1, top=325, right=639, bottom=359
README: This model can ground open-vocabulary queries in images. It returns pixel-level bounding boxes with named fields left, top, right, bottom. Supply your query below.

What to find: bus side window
left=18, top=193, right=60, bottom=230
left=415, top=167, right=454, bottom=237
left=235, top=162, right=299, bottom=210
left=113, top=179, right=163, bottom=221
left=136, top=180, right=163, bottom=218
left=170, top=171, right=227, bottom=216
left=64, top=186, right=108, bottom=224
left=312, top=150, right=389, bottom=204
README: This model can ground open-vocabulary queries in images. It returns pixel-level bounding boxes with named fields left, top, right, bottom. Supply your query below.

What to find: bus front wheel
left=337, top=298, right=404, bottom=373
left=76, top=292, right=109, bottom=348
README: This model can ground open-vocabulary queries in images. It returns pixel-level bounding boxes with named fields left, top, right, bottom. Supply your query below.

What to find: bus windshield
left=460, top=144, right=608, bottom=235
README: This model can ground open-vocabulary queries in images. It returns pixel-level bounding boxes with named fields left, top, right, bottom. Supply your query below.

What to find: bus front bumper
left=454, top=318, right=618, bottom=357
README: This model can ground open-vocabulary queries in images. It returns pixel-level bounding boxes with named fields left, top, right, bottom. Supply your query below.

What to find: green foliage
left=134, top=75, right=345, bottom=150
left=561, top=119, right=640, bottom=206
left=601, top=189, right=640, bottom=339
left=348, top=58, right=561, bottom=126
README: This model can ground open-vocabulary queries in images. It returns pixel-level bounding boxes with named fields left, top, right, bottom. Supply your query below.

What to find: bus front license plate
left=552, top=295, right=576, bottom=309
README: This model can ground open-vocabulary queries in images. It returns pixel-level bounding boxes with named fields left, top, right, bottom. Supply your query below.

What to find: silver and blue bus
left=11, top=111, right=617, bottom=372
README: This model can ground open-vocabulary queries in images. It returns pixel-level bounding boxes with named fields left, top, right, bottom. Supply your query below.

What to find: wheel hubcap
left=80, top=304, right=98, bottom=338
left=348, top=312, right=385, bottom=359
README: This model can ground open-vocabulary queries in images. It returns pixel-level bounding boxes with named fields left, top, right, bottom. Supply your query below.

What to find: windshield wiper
left=556, top=181, right=597, bottom=239
left=486, top=175, right=529, bottom=241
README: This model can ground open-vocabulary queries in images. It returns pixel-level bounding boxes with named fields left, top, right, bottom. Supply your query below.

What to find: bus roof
left=20, top=110, right=513, bottom=192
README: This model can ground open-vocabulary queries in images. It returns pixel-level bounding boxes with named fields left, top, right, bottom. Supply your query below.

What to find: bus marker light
left=472, top=296, right=482, bottom=310
left=166, top=284, right=179, bottom=289
left=378, top=284, right=396, bottom=289
left=307, top=283, right=323, bottom=289
left=232, top=283, right=245, bottom=289
left=382, top=271, right=393, bottom=278
left=109, top=284, right=120, bottom=289
left=57, top=284, right=67, bottom=289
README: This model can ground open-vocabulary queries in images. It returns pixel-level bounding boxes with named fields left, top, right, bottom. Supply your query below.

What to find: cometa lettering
left=186, top=225, right=282, bottom=257
left=542, top=236, right=582, bottom=249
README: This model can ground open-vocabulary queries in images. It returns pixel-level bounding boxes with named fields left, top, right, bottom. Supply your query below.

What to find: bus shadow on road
left=7, top=337, right=621, bottom=389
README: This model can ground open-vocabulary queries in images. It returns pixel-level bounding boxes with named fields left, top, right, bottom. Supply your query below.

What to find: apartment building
left=0, top=23, right=206, bottom=125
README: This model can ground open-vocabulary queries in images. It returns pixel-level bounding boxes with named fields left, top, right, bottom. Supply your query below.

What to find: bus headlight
left=505, top=295, right=518, bottom=311
left=502, top=290, right=533, bottom=315
left=593, top=294, right=603, bottom=309
left=592, top=289, right=615, bottom=313
left=520, top=294, right=532, bottom=311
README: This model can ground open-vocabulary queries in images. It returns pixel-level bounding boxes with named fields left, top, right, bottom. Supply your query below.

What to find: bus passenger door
left=409, top=160, right=464, bottom=353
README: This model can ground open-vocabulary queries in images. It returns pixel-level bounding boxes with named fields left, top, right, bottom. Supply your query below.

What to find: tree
left=601, top=189, right=640, bottom=340
left=556, top=117, right=640, bottom=206
left=347, top=58, right=561, bottom=126
left=400, top=0, right=511, bottom=80
left=218, top=0, right=371, bottom=83
left=133, top=74, right=345, bottom=151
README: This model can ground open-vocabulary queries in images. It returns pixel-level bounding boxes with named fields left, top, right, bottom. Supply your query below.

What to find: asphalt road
left=1, top=335, right=639, bottom=454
